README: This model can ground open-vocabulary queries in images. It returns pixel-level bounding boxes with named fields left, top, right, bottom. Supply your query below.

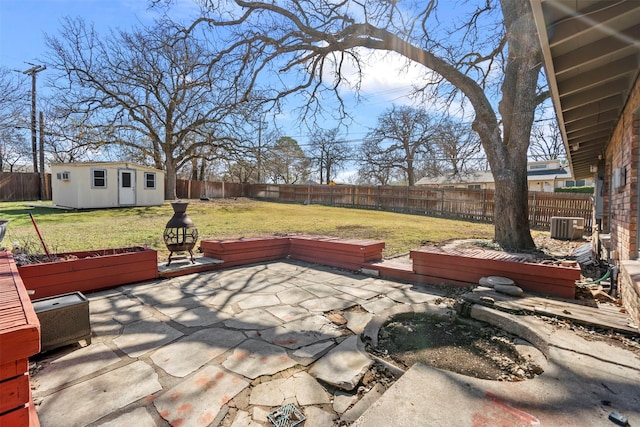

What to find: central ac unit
left=550, top=217, right=584, bottom=240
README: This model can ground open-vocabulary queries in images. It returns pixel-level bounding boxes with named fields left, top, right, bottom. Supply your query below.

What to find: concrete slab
left=333, top=390, right=358, bottom=414
left=36, top=361, right=161, bottom=427
left=292, top=371, right=331, bottom=405
left=96, top=407, right=157, bottom=427
left=230, top=410, right=262, bottom=427
left=113, top=319, right=183, bottom=358
left=292, top=341, right=335, bottom=366
left=266, top=304, right=311, bottom=322
left=33, top=342, right=121, bottom=393
left=308, top=336, right=372, bottom=391
left=387, top=288, right=438, bottom=304
left=151, top=296, right=203, bottom=317
left=238, top=293, right=281, bottom=310
left=333, top=285, right=381, bottom=300
left=154, top=365, right=249, bottom=426
left=248, top=371, right=331, bottom=407
left=340, top=383, right=386, bottom=423
left=170, top=305, right=232, bottom=327
left=302, top=406, right=337, bottom=426
left=343, top=311, right=374, bottom=335
left=300, top=296, right=355, bottom=312
left=222, top=339, right=298, bottom=379
left=353, top=359, right=640, bottom=427
left=361, top=296, right=399, bottom=314
left=130, top=284, right=187, bottom=304
left=302, top=282, right=343, bottom=298
left=249, top=378, right=291, bottom=406
left=90, top=314, right=124, bottom=341
left=276, top=287, right=316, bottom=305
left=260, top=315, right=342, bottom=349
left=151, top=328, right=246, bottom=377
left=223, top=308, right=284, bottom=330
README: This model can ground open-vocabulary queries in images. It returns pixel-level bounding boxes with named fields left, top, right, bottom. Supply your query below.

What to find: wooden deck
left=0, top=250, right=41, bottom=426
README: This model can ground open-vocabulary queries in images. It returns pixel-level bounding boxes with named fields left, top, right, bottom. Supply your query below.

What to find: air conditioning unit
left=550, top=217, right=584, bottom=240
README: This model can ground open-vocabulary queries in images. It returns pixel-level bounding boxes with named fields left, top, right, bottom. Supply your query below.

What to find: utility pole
left=39, top=111, right=46, bottom=200
left=23, top=64, right=46, bottom=174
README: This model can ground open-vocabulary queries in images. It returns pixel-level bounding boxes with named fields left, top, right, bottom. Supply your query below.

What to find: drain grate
left=267, top=403, right=306, bottom=427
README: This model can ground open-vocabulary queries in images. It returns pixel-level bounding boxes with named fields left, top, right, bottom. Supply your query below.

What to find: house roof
left=530, top=0, right=640, bottom=179
left=416, top=166, right=572, bottom=186
left=51, top=161, right=165, bottom=174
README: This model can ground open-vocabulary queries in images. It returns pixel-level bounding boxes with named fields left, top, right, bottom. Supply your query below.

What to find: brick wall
left=605, top=73, right=640, bottom=329
left=605, top=75, right=640, bottom=261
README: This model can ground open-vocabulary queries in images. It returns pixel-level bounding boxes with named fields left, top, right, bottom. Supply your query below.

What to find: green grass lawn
left=1, top=198, right=495, bottom=261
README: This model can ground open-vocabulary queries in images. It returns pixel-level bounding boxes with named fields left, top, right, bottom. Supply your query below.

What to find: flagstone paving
left=32, top=260, right=426, bottom=426
left=31, top=258, right=639, bottom=426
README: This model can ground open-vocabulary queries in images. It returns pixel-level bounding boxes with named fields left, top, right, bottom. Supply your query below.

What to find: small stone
left=326, top=312, right=348, bottom=325
left=494, top=284, right=523, bottom=296
left=480, top=296, right=495, bottom=303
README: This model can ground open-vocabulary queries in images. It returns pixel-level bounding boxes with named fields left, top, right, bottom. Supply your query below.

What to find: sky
left=0, top=0, right=470, bottom=180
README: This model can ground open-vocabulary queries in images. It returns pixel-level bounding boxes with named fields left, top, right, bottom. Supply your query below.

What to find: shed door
left=119, top=169, right=136, bottom=205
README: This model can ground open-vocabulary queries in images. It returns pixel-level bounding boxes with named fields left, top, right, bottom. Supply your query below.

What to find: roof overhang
left=530, top=0, right=640, bottom=179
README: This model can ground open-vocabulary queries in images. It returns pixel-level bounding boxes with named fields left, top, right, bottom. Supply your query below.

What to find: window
left=468, top=184, right=481, bottom=190
left=56, top=171, right=70, bottom=181
left=529, top=164, right=548, bottom=170
left=576, top=179, right=586, bottom=187
left=565, top=180, right=575, bottom=187
left=144, top=172, right=156, bottom=189
left=92, top=169, right=107, bottom=188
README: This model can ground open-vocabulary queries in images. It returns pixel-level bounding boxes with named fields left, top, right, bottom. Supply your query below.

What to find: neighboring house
left=51, top=162, right=165, bottom=209
left=531, top=1, right=640, bottom=327
left=415, top=159, right=591, bottom=192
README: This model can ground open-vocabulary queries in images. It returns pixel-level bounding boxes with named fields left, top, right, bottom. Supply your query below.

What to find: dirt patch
left=372, top=313, right=543, bottom=381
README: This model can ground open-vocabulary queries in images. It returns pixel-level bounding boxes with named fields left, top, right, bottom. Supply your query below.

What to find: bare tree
left=46, top=18, right=253, bottom=199
left=309, top=127, right=353, bottom=184
left=0, top=67, right=30, bottom=171
left=361, top=105, right=438, bottom=186
left=529, top=120, right=565, bottom=161
left=433, top=117, right=483, bottom=175
left=180, top=0, right=544, bottom=249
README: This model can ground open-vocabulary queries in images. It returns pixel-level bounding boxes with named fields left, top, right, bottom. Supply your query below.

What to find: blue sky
left=0, top=0, right=478, bottom=180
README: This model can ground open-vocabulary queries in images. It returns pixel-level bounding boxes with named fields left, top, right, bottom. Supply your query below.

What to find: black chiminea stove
left=163, top=201, right=198, bottom=266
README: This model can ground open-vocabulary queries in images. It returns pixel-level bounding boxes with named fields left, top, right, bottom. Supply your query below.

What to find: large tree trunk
left=165, top=158, right=177, bottom=200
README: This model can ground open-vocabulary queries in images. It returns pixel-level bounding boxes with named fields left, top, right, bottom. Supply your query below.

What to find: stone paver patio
left=31, top=260, right=445, bottom=426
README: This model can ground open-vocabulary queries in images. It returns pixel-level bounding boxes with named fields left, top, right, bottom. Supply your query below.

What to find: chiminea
left=163, top=201, right=198, bottom=266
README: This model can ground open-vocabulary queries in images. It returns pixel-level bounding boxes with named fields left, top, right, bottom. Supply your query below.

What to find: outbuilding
left=51, top=162, right=165, bottom=209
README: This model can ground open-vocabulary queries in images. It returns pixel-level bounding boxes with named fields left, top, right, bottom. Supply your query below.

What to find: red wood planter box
left=18, top=247, right=158, bottom=300
left=200, top=235, right=385, bottom=272
left=1, top=250, right=41, bottom=426
left=289, top=235, right=385, bottom=271
left=200, top=237, right=290, bottom=268
left=410, top=248, right=581, bottom=299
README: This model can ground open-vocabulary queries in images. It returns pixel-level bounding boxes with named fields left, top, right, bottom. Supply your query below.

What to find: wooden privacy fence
left=0, top=172, right=51, bottom=202
left=175, top=180, right=245, bottom=200
left=247, top=184, right=594, bottom=232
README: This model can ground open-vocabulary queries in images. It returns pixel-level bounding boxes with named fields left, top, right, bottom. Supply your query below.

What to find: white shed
left=51, top=162, right=165, bottom=209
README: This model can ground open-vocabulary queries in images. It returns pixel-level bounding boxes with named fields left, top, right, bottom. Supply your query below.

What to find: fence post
left=482, top=189, right=487, bottom=221
left=440, top=189, right=445, bottom=216
left=352, top=186, right=356, bottom=207
left=406, top=186, right=410, bottom=213
left=531, top=191, right=537, bottom=228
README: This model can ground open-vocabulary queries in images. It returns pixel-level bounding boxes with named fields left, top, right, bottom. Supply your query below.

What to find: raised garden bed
left=0, top=250, right=40, bottom=426
left=17, top=247, right=158, bottom=300
left=410, top=247, right=580, bottom=299
left=200, top=235, right=385, bottom=272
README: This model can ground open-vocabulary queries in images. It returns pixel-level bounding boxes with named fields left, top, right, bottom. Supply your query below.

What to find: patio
left=17, top=255, right=640, bottom=426
left=30, top=259, right=441, bottom=426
